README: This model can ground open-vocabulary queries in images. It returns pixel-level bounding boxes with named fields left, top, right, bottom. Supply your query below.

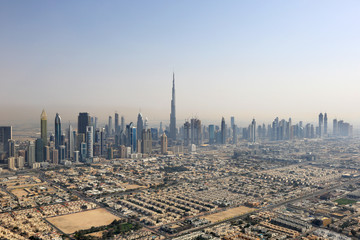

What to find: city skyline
left=1, top=1, right=360, bottom=125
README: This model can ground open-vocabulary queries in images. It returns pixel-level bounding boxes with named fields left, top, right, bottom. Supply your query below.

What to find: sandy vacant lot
left=47, top=208, right=120, bottom=234
left=203, top=206, right=255, bottom=223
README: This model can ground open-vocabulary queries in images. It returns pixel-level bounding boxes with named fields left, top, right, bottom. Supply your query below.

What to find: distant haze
left=1, top=1, right=360, bottom=127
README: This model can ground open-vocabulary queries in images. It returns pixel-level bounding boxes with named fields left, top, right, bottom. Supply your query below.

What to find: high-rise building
left=232, top=124, right=237, bottom=144
left=333, top=119, right=338, bottom=136
left=318, top=113, right=324, bottom=138
left=78, top=112, right=90, bottom=135
left=68, top=125, right=75, bottom=159
left=115, top=113, right=119, bottom=134
left=86, top=126, right=93, bottom=158
left=141, top=129, right=152, bottom=154
left=41, top=109, right=47, bottom=146
left=55, top=113, right=61, bottom=149
left=0, top=126, right=12, bottom=159
left=35, top=138, right=44, bottom=162
left=59, top=145, right=66, bottom=161
left=221, top=117, right=226, bottom=144
left=208, top=125, right=215, bottom=144
left=190, top=118, right=202, bottom=145
left=137, top=113, right=144, bottom=141
left=251, top=119, right=256, bottom=143
left=8, top=139, right=15, bottom=157
left=324, top=113, right=328, bottom=135
left=184, top=121, right=191, bottom=146
left=121, top=116, right=125, bottom=133
left=28, top=141, right=35, bottom=167
left=161, top=133, right=168, bottom=154
left=169, top=73, right=176, bottom=140
left=108, top=116, right=113, bottom=135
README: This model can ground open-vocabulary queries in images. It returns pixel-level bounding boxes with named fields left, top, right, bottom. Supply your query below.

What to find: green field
left=334, top=198, right=357, bottom=205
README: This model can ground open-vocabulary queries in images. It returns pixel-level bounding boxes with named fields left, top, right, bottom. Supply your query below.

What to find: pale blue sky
left=1, top=1, right=360, bottom=126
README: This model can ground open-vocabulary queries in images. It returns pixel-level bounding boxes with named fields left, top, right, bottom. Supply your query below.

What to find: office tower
left=221, top=117, right=226, bottom=144
left=16, top=156, right=25, bottom=169
left=78, top=112, right=90, bottom=135
left=144, top=117, right=149, bottom=130
left=80, top=142, right=87, bottom=161
left=250, top=119, right=256, bottom=143
left=100, top=128, right=106, bottom=155
left=208, top=125, right=215, bottom=144
left=120, top=145, right=127, bottom=158
left=74, top=151, right=79, bottom=162
left=0, top=126, right=12, bottom=159
left=184, top=121, right=191, bottom=146
left=54, top=113, right=61, bottom=149
left=150, top=128, right=158, bottom=141
left=68, top=125, right=75, bottom=159
left=121, top=116, right=125, bottom=133
left=231, top=116, right=235, bottom=129
left=52, top=149, right=59, bottom=164
left=41, top=109, right=47, bottom=146
left=86, top=126, right=93, bottom=158
left=108, top=116, right=113, bottom=135
left=59, top=145, right=66, bottom=161
left=115, top=113, right=119, bottom=134
left=28, top=141, right=35, bottom=167
left=44, top=146, right=50, bottom=161
left=126, top=123, right=137, bottom=153
left=161, top=133, right=168, bottom=154
left=233, top=124, right=237, bottom=144
left=8, top=139, right=15, bottom=157
left=8, top=157, right=15, bottom=170
left=35, top=138, right=44, bottom=162
left=91, top=116, right=98, bottom=130
left=107, top=147, right=114, bottom=160
left=137, top=113, right=143, bottom=141
left=324, top=113, right=328, bottom=135
left=190, top=118, right=202, bottom=145
left=333, top=119, right=338, bottom=136
left=141, top=129, right=152, bottom=154
left=169, top=72, right=176, bottom=140
left=318, top=113, right=324, bottom=138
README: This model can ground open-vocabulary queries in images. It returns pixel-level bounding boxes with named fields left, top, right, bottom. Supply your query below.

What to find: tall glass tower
left=55, top=113, right=61, bottom=149
left=170, top=73, right=176, bottom=140
left=41, top=109, right=47, bottom=146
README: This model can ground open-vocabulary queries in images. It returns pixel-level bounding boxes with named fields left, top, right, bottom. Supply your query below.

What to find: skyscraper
left=318, top=113, right=324, bottom=138
left=333, top=119, right=338, bottom=136
left=137, top=112, right=144, bottom=141
left=78, top=112, right=90, bottom=135
left=68, top=125, right=75, bottom=159
left=55, top=113, right=61, bottom=149
left=221, top=117, right=226, bottom=144
left=208, top=125, right=215, bottom=144
left=251, top=118, right=256, bottom=143
left=161, top=133, right=168, bottom=154
left=28, top=141, right=35, bottom=167
left=121, top=116, right=125, bottom=133
left=86, top=126, right=93, bottom=158
left=169, top=73, right=176, bottom=140
left=115, top=112, right=119, bottom=134
left=108, top=116, right=113, bottom=135
left=324, top=113, right=328, bottom=135
left=0, top=126, right=12, bottom=159
left=41, top=109, right=47, bottom=146
left=35, top=138, right=44, bottom=162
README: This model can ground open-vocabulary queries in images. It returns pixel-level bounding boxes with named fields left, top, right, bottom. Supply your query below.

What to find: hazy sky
left=1, top=1, right=360, bottom=127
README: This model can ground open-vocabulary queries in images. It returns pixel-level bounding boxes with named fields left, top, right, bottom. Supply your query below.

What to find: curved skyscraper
left=169, top=73, right=176, bottom=140
left=55, top=113, right=61, bottom=149
left=41, top=109, right=47, bottom=146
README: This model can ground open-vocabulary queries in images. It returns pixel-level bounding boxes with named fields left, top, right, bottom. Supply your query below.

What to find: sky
left=1, top=1, right=360, bottom=128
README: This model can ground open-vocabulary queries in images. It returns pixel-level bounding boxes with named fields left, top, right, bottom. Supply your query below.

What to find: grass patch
left=334, top=198, right=357, bottom=205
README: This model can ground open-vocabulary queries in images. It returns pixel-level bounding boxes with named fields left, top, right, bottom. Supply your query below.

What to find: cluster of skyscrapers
left=0, top=74, right=355, bottom=169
